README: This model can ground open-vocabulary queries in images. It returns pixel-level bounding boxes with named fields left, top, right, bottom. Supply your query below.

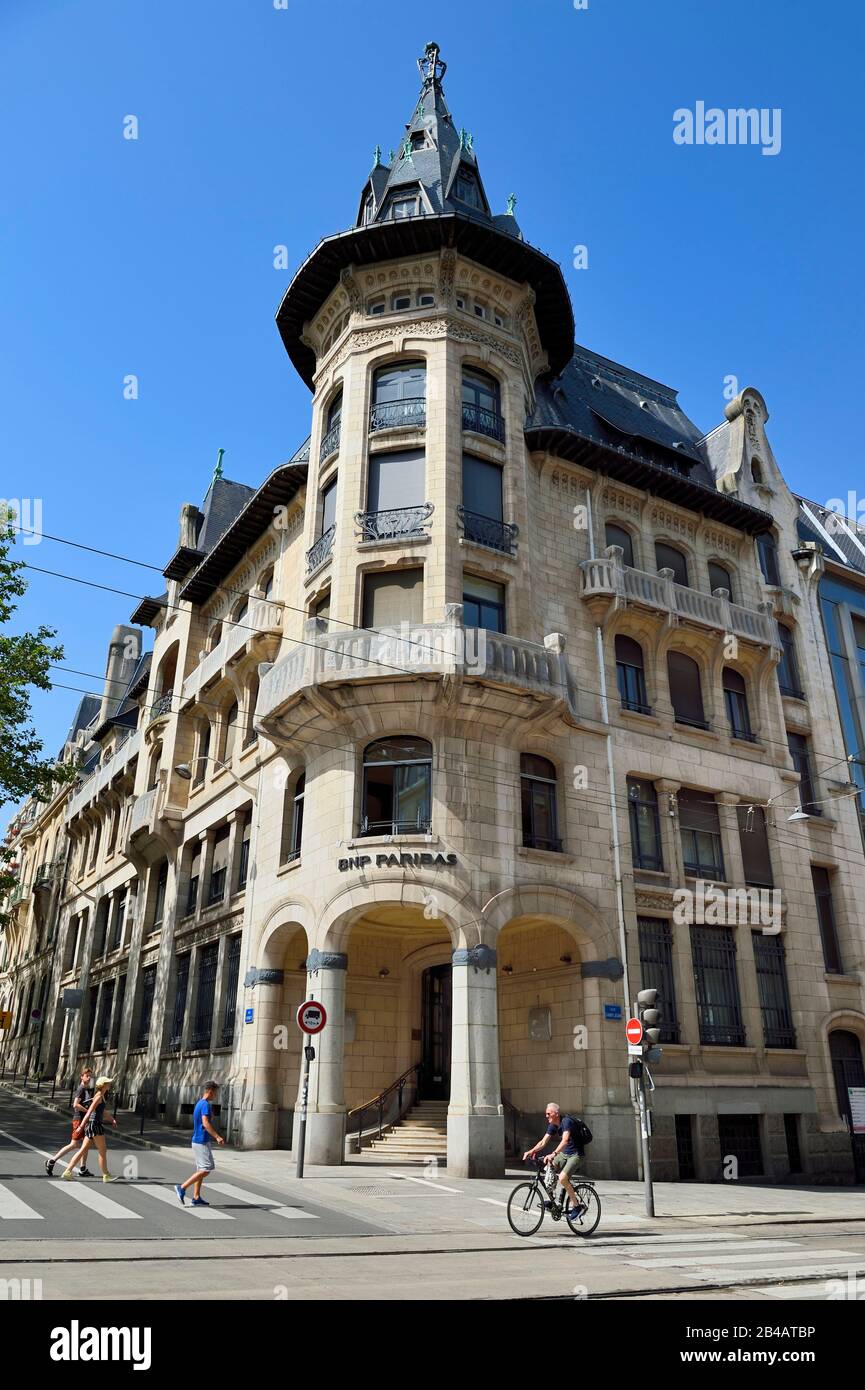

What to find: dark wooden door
left=420, top=965, right=451, bottom=1100
left=830, top=1031, right=865, bottom=1182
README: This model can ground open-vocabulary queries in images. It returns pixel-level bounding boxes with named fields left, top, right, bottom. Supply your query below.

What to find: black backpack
left=572, top=1118, right=593, bottom=1148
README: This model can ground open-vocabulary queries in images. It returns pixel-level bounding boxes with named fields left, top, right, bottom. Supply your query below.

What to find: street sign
left=627, top=1041, right=643, bottom=1056
left=626, top=1017, right=643, bottom=1045
left=244, top=1007, right=254, bottom=1025
left=849, top=1087, right=865, bottom=1135
left=297, top=999, right=327, bottom=1034
left=604, top=1003, right=623, bottom=1021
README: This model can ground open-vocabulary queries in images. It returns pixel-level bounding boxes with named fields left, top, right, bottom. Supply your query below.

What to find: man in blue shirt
left=175, top=1082, right=225, bottom=1207
left=523, top=1102, right=585, bottom=1213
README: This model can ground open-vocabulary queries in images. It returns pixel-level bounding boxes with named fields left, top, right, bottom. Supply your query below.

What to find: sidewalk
left=4, top=1080, right=864, bottom=1237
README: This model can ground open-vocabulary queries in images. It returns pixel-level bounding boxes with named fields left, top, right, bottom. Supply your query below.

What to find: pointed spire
left=213, top=447, right=225, bottom=481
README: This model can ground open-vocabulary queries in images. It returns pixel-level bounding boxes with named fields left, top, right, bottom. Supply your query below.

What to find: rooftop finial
left=372, top=144, right=382, bottom=169
left=213, top=447, right=225, bottom=481
left=506, top=193, right=517, bottom=215
left=417, top=40, right=446, bottom=85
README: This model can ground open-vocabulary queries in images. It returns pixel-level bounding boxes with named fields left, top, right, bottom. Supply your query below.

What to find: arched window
left=655, top=542, right=689, bottom=588
left=615, top=636, right=650, bottom=714
left=751, top=458, right=764, bottom=485
left=520, top=754, right=561, bottom=852
left=667, top=652, right=707, bottom=729
left=370, top=362, right=427, bottom=431
left=708, top=562, right=734, bottom=602
left=361, top=737, right=432, bottom=836
left=321, top=390, right=342, bottom=460
left=260, top=568, right=274, bottom=600
left=282, top=771, right=305, bottom=864
left=223, top=701, right=239, bottom=763
left=148, top=746, right=161, bottom=790
left=829, top=1031, right=865, bottom=1123
left=233, top=597, right=249, bottom=627
left=462, top=368, right=504, bottom=441
left=605, top=523, right=635, bottom=569
left=777, top=625, right=803, bottom=699
left=243, top=677, right=259, bottom=747
left=723, top=668, right=753, bottom=741
left=207, top=622, right=223, bottom=652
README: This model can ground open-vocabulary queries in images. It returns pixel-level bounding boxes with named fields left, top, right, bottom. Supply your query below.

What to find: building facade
left=3, top=44, right=865, bottom=1182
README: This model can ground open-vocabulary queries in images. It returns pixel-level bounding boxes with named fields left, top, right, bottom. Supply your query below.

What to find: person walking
left=60, top=1075, right=119, bottom=1183
left=175, top=1082, right=225, bottom=1207
left=45, top=1066, right=96, bottom=1178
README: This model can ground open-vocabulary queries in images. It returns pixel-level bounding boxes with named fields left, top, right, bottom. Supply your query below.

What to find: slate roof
left=62, top=695, right=100, bottom=749
left=526, top=344, right=774, bottom=536
left=89, top=652, right=152, bottom=744
left=796, top=496, right=865, bottom=577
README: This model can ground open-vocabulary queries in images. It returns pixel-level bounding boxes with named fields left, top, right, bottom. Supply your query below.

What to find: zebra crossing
left=585, top=1232, right=865, bottom=1296
left=0, top=1176, right=322, bottom=1226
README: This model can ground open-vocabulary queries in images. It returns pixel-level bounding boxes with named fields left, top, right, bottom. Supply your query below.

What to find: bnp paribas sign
left=338, top=851, right=458, bottom=871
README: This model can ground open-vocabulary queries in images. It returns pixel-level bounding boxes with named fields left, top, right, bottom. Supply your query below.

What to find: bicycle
left=506, top=1159, right=601, bottom=1237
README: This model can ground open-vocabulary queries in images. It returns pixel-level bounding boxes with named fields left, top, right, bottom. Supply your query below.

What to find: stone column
left=716, top=792, right=745, bottom=886
left=448, top=945, right=504, bottom=1178
left=300, top=950, right=347, bottom=1166
left=242, top=968, right=284, bottom=1149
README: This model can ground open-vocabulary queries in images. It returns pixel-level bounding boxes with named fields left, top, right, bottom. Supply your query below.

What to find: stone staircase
left=366, top=1100, right=448, bottom=1159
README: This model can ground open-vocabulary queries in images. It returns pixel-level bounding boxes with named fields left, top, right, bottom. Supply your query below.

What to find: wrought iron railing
left=319, top=421, right=341, bottom=462
left=346, top=1063, right=420, bottom=1153
left=360, top=813, right=432, bottom=837
left=306, top=524, right=335, bottom=574
left=369, top=398, right=426, bottom=432
left=456, top=506, right=519, bottom=555
left=462, top=402, right=505, bottom=443
left=148, top=689, right=173, bottom=724
left=354, top=503, right=434, bottom=543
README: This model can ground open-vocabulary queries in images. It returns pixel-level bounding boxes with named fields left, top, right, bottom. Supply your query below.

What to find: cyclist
left=523, top=1102, right=586, bottom=1214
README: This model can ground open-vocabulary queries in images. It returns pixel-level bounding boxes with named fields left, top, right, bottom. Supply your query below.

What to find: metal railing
left=369, top=398, right=426, bottom=432
left=456, top=506, right=519, bottom=555
left=354, top=503, right=434, bottom=543
left=148, top=689, right=174, bottom=724
left=306, top=524, right=335, bottom=575
left=462, top=402, right=505, bottom=443
left=319, top=421, right=341, bottom=462
left=346, top=1063, right=420, bottom=1153
left=359, top=813, right=432, bottom=837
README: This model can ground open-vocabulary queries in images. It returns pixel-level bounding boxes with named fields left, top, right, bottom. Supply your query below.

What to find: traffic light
left=637, top=987, right=662, bottom=1058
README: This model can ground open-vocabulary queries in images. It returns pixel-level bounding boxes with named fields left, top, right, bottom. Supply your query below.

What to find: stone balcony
left=181, top=596, right=284, bottom=707
left=255, top=608, right=580, bottom=745
left=66, top=729, right=142, bottom=823
left=126, top=783, right=182, bottom=853
left=580, top=553, right=779, bottom=648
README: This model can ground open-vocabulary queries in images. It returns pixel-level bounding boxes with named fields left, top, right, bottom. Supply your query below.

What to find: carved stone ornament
left=452, top=944, right=497, bottom=972
left=306, top=949, right=348, bottom=973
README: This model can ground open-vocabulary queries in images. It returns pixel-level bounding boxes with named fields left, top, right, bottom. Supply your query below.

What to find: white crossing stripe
left=0, top=1183, right=42, bottom=1220
left=689, top=1261, right=865, bottom=1284
left=136, top=1184, right=232, bottom=1220
left=53, top=1181, right=141, bottom=1219
left=206, top=1182, right=318, bottom=1220
left=387, top=1171, right=462, bottom=1194
left=604, top=1239, right=794, bottom=1258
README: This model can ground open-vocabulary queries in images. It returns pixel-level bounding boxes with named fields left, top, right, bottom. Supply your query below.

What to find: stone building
left=3, top=43, right=865, bottom=1182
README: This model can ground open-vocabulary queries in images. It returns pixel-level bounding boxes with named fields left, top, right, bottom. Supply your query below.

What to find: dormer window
left=368, top=299, right=385, bottom=316
left=362, top=194, right=375, bottom=225
left=392, top=293, right=412, bottom=311
left=390, top=195, right=418, bottom=219
left=410, top=130, right=427, bottom=151
left=418, top=290, right=435, bottom=307
left=474, top=302, right=487, bottom=319
left=455, top=171, right=481, bottom=208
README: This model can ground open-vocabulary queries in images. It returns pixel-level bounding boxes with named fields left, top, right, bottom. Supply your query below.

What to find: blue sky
left=2, top=0, right=862, bottom=772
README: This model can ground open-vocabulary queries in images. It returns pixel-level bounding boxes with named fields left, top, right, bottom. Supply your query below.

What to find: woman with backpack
left=60, top=1075, right=120, bottom=1183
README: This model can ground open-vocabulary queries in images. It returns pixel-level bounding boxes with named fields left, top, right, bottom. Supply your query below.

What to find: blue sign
left=244, top=1007, right=254, bottom=1024
left=604, top=1003, right=623, bottom=1021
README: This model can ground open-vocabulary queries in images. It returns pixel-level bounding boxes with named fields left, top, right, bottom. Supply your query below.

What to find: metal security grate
left=638, top=918, right=680, bottom=1043
left=691, top=926, right=745, bottom=1046
left=753, top=933, right=796, bottom=1048
left=718, top=1114, right=763, bottom=1177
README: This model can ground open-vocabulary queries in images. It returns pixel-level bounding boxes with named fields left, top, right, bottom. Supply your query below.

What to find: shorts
left=191, top=1141, right=215, bottom=1173
left=83, top=1118, right=103, bottom=1139
left=551, top=1152, right=582, bottom=1180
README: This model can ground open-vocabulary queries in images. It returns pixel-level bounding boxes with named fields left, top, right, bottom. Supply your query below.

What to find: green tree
left=0, top=513, right=75, bottom=908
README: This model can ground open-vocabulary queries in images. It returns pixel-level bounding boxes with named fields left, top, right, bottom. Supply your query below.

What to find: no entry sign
left=626, top=1017, right=643, bottom=1046
left=297, top=999, right=327, bottom=1034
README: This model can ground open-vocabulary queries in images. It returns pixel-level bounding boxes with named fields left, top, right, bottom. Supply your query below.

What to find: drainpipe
left=584, top=490, right=642, bottom=1177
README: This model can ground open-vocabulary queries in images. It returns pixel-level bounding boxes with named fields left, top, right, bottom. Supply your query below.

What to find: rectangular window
left=110, top=975, right=126, bottom=1049
left=628, top=779, right=663, bottom=871
left=221, top=935, right=242, bottom=1047
left=637, top=918, right=679, bottom=1042
left=736, top=805, right=773, bottom=887
left=367, top=448, right=425, bottom=513
left=168, top=954, right=190, bottom=1053
left=96, top=980, right=114, bottom=1050
left=678, top=789, right=725, bottom=879
left=757, top=533, right=781, bottom=586
left=717, top=1114, right=763, bottom=1176
left=811, top=865, right=843, bottom=973
left=237, top=816, right=251, bottom=891
left=778, top=626, right=804, bottom=699
left=109, top=893, right=126, bottom=952
left=690, top=926, right=745, bottom=1045
left=93, top=898, right=110, bottom=957
left=208, top=827, right=230, bottom=905
left=152, top=861, right=168, bottom=928
left=85, top=984, right=99, bottom=1050
left=462, top=574, right=505, bottom=633
left=191, top=942, right=220, bottom=1049
left=186, top=844, right=201, bottom=915
left=667, top=652, right=707, bottom=728
left=362, top=568, right=423, bottom=628
left=788, top=732, right=818, bottom=814
left=135, top=965, right=157, bottom=1047
left=319, top=478, right=337, bottom=537
left=462, top=453, right=503, bottom=521
left=752, top=933, right=796, bottom=1048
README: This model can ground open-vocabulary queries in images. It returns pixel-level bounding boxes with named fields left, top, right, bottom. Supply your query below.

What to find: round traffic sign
left=297, top=999, right=327, bottom=1034
left=626, top=1016, right=643, bottom=1045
